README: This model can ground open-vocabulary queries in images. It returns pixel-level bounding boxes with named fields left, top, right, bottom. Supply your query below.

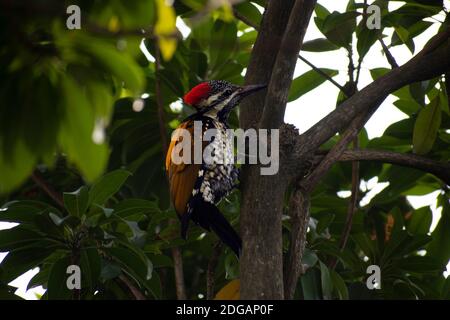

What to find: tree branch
left=234, top=3, right=348, bottom=111
left=206, top=242, right=223, bottom=300
left=446, top=72, right=450, bottom=109
left=284, top=189, right=310, bottom=300
left=118, top=274, right=146, bottom=300
left=298, top=54, right=351, bottom=96
left=379, top=37, right=399, bottom=69
left=155, top=44, right=169, bottom=153
left=232, top=7, right=258, bottom=29
left=329, top=141, right=360, bottom=270
left=31, top=171, right=64, bottom=208
left=239, top=0, right=296, bottom=129
left=338, top=149, right=450, bottom=185
left=239, top=0, right=317, bottom=300
left=260, top=0, right=318, bottom=129
left=294, top=29, right=450, bottom=161
left=155, top=43, right=187, bottom=300
left=301, top=101, right=380, bottom=192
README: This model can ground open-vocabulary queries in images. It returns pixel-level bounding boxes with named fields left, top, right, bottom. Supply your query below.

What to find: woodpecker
left=165, top=80, right=266, bottom=256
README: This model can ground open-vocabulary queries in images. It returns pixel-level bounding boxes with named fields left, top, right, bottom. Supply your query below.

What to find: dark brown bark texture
left=239, top=0, right=450, bottom=300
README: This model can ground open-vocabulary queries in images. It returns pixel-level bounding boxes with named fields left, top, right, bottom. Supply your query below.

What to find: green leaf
left=319, top=261, right=333, bottom=299
left=27, top=264, right=51, bottom=291
left=106, top=246, right=156, bottom=297
left=288, top=69, right=338, bottom=101
left=124, top=220, right=147, bottom=246
left=321, top=11, right=359, bottom=48
left=0, top=227, right=44, bottom=252
left=147, top=254, right=173, bottom=268
left=113, top=199, right=160, bottom=219
left=398, top=256, right=443, bottom=274
left=63, top=186, right=89, bottom=218
left=352, top=233, right=378, bottom=260
left=370, top=68, right=389, bottom=80
left=393, top=99, right=422, bottom=115
left=427, top=196, right=450, bottom=267
left=47, top=256, right=72, bottom=300
left=0, top=200, right=49, bottom=224
left=234, top=2, right=262, bottom=28
left=0, top=248, right=53, bottom=283
left=147, top=271, right=162, bottom=299
left=301, top=268, right=321, bottom=300
left=330, top=269, right=349, bottom=300
left=301, top=38, right=339, bottom=52
left=88, top=169, right=132, bottom=207
left=316, top=213, right=335, bottom=234
left=100, top=262, right=122, bottom=281
left=0, top=283, right=22, bottom=300
left=66, top=32, right=145, bottom=93
left=382, top=232, right=431, bottom=263
left=407, top=206, right=432, bottom=235
left=80, top=248, right=101, bottom=292
left=58, top=76, right=109, bottom=182
left=356, top=17, right=381, bottom=58
left=301, top=249, right=318, bottom=269
left=155, top=0, right=177, bottom=61
left=209, top=20, right=237, bottom=70
left=413, top=96, right=442, bottom=154
left=111, top=239, right=153, bottom=280
left=225, top=253, right=239, bottom=280
left=0, top=139, right=36, bottom=195
left=315, top=3, right=331, bottom=21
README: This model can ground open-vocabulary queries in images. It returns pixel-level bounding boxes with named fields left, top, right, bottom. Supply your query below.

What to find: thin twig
left=155, top=44, right=169, bottom=152
left=329, top=139, right=360, bottom=270
left=232, top=7, right=258, bottom=29
left=233, top=6, right=348, bottom=98
left=348, top=46, right=355, bottom=84
left=31, top=171, right=64, bottom=208
left=379, top=37, right=399, bottom=69
left=301, top=101, right=380, bottom=193
left=118, top=274, right=146, bottom=300
left=298, top=55, right=351, bottom=96
left=155, top=42, right=187, bottom=300
left=170, top=238, right=187, bottom=300
left=85, top=22, right=182, bottom=40
left=284, top=189, right=310, bottom=300
left=206, top=242, right=223, bottom=300
left=260, top=0, right=318, bottom=128
left=338, top=149, right=450, bottom=185
left=355, top=0, right=368, bottom=84
left=295, top=28, right=450, bottom=163
left=446, top=72, right=450, bottom=110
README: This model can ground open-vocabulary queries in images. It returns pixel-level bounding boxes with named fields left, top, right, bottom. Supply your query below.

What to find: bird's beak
left=238, top=84, right=267, bottom=98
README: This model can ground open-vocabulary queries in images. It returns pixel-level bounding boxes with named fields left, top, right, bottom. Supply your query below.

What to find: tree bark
left=284, top=190, right=310, bottom=299
left=239, top=0, right=296, bottom=130
left=239, top=0, right=317, bottom=300
left=338, top=149, right=450, bottom=185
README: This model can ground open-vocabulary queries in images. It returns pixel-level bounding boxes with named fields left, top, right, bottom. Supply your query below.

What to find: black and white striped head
left=183, top=80, right=266, bottom=121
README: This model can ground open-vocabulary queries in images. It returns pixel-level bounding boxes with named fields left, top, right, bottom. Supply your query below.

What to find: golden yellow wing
left=165, top=120, right=202, bottom=217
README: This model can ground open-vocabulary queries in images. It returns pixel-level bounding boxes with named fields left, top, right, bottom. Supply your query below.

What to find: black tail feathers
left=181, top=200, right=242, bottom=257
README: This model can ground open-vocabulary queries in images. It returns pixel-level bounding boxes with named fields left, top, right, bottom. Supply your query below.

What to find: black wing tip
left=191, top=200, right=242, bottom=258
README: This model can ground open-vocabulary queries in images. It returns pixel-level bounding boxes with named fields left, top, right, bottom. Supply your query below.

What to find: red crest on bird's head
left=183, top=82, right=211, bottom=107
